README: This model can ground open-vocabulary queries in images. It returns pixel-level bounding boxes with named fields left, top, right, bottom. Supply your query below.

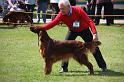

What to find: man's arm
left=30, top=12, right=62, bottom=34
left=78, top=7, right=98, bottom=41
left=42, top=12, right=62, bottom=30
left=79, top=7, right=97, bottom=34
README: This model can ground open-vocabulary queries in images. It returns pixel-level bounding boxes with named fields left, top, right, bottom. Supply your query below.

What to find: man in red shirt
left=30, top=0, right=107, bottom=72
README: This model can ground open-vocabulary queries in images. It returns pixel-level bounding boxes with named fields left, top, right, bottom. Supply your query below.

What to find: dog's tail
left=82, top=41, right=101, bottom=53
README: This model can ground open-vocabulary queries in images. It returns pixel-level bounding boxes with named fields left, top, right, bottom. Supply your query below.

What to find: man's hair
left=58, top=0, right=70, bottom=7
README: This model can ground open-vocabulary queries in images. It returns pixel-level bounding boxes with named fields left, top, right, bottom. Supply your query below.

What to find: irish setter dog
left=31, top=28, right=101, bottom=75
left=3, top=11, right=33, bottom=27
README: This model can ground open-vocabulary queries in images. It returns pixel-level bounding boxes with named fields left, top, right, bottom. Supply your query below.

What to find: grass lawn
left=0, top=24, right=124, bottom=82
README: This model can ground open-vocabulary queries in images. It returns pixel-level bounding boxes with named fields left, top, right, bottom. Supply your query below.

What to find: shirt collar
left=68, top=7, right=72, bottom=16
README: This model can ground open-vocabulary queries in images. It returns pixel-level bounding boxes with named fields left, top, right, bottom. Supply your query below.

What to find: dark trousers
left=61, top=28, right=107, bottom=69
left=25, top=4, right=35, bottom=21
left=37, top=2, right=47, bottom=23
left=87, top=4, right=96, bottom=20
left=51, top=3, right=60, bottom=20
left=95, top=2, right=113, bottom=25
left=110, top=3, right=114, bottom=24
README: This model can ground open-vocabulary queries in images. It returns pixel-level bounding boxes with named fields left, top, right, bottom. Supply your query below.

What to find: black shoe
left=101, top=67, right=108, bottom=72
left=59, top=68, right=68, bottom=73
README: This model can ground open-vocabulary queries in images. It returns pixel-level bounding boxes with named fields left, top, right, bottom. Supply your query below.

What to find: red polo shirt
left=42, top=6, right=97, bottom=34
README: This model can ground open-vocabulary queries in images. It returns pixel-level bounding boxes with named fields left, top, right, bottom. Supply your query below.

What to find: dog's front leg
left=44, top=58, right=53, bottom=75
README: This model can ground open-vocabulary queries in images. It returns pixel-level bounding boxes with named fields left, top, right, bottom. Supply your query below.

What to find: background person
left=7, top=0, right=17, bottom=11
left=87, top=0, right=96, bottom=20
left=109, top=0, right=114, bottom=24
left=50, top=0, right=60, bottom=20
left=36, top=0, right=47, bottom=23
left=95, top=0, right=114, bottom=25
left=25, top=0, right=36, bottom=22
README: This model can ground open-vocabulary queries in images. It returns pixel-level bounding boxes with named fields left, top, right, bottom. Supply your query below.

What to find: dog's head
left=30, top=26, right=41, bottom=34
left=38, top=29, right=51, bottom=42
left=30, top=26, right=50, bottom=42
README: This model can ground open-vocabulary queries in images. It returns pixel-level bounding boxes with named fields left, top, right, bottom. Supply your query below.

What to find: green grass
left=0, top=24, right=124, bottom=82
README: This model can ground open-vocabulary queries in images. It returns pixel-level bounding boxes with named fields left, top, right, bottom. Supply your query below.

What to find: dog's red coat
left=38, top=29, right=101, bottom=75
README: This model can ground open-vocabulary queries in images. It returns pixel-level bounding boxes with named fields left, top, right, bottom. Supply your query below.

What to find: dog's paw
left=45, top=70, right=51, bottom=75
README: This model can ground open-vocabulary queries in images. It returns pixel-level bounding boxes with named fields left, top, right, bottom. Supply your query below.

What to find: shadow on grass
left=94, top=69, right=124, bottom=76
left=53, top=69, right=124, bottom=77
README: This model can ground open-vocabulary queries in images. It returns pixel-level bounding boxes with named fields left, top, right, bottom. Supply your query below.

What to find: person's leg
left=26, top=4, right=35, bottom=21
left=51, top=3, right=56, bottom=20
left=90, top=4, right=96, bottom=20
left=54, top=3, right=59, bottom=14
left=79, top=28, right=93, bottom=42
left=104, top=2, right=113, bottom=25
left=92, top=47, right=107, bottom=71
left=41, top=2, right=47, bottom=23
left=80, top=28, right=107, bottom=71
left=51, top=3, right=59, bottom=20
left=60, top=31, right=77, bottom=72
left=95, top=3, right=102, bottom=25
left=25, top=4, right=31, bottom=18
left=106, top=2, right=114, bottom=24
left=111, top=3, right=114, bottom=24
left=87, top=4, right=92, bottom=18
left=30, top=5, right=35, bottom=21
left=110, top=3, right=114, bottom=24
left=37, top=5, right=41, bottom=23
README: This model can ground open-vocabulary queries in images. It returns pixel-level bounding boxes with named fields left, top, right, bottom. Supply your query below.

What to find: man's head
left=58, top=0, right=71, bottom=15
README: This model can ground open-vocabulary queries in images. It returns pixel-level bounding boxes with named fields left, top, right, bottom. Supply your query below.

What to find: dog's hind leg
left=73, top=53, right=94, bottom=75
left=44, top=58, right=53, bottom=75
left=83, top=60, right=94, bottom=75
